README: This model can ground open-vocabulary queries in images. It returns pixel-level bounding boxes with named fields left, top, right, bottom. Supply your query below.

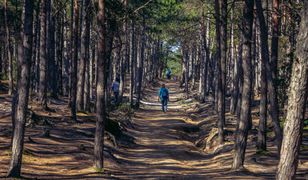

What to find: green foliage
left=165, top=52, right=182, bottom=77
left=93, top=167, right=104, bottom=173
left=304, top=119, right=308, bottom=130
left=117, top=103, right=134, bottom=115
left=256, top=149, right=271, bottom=156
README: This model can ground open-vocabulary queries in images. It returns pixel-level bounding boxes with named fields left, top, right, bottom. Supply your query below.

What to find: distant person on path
left=166, top=68, right=172, bottom=80
left=158, top=84, right=169, bottom=112
left=112, top=77, right=120, bottom=104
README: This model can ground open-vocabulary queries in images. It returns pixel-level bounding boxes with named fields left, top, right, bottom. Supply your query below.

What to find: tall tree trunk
left=120, top=0, right=129, bottom=101
left=48, top=0, right=58, bottom=99
left=220, top=0, right=227, bottom=126
left=136, top=19, right=146, bottom=108
left=130, top=20, right=135, bottom=107
left=39, top=0, right=48, bottom=110
left=255, top=0, right=268, bottom=151
left=236, top=34, right=243, bottom=119
left=276, top=2, right=308, bottom=178
left=271, top=0, right=279, bottom=78
left=4, top=0, right=14, bottom=95
left=71, top=0, right=79, bottom=121
left=7, top=0, right=34, bottom=177
left=56, top=10, right=64, bottom=96
left=232, top=0, right=253, bottom=170
left=31, top=3, right=40, bottom=95
left=182, top=47, right=189, bottom=98
left=268, top=0, right=283, bottom=154
left=94, top=0, right=106, bottom=170
left=68, top=0, right=74, bottom=103
left=214, top=0, right=224, bottom=144
left=230, top=6, right=237, bottom=114
left=77, top=0, right=90, bottom=111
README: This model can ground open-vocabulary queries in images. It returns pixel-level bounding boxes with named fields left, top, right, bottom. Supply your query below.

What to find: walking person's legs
left=162, top=98, right=167, bottom=112
left=114, top=92, right=119, bottom=104
left=161, top=99, right=164, bottom=112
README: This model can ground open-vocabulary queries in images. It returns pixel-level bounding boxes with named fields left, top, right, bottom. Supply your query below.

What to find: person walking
left=158, top=84, right=169, bottom=112
left=112, top=77, right=120, bottom=104
left=166, top=68, right=172, bottom=80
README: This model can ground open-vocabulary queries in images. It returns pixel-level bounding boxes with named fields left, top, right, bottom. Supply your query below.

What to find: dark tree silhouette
left=7, top=0, right=34, bottom=177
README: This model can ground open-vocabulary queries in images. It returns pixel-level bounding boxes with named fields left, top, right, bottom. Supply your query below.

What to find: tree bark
left=47, top=0, right=58, bottom=99
left=39, top=0, right=48, bottom=110
left=7, top=0, right=34, bottom=177
left=230, top=7, right=237, bottom=114
left=70, top=0, right=79, bottom=121
left=94, top=0, right=106, bottom=170
left=220, top=0, right=227, bottom=126
left=130, top=19, right=136, bottom=107
left=232, top=0, right=253, bottom=170
left=255, top=0, right=268, bottom=151
left=276, top=2, right=308, bottom=178
left=268, top=0, right=283, bottom=154
left=77, top=0, right=90, bottom=111
left=214, top=0, right=224, bottom=144
left=4, top=0, right=14, bottom=95
left=136, top=19, right=146, bottom=108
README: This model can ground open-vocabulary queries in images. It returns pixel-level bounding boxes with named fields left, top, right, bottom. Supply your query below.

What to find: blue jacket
left=158, top=87, right=169, bottom=100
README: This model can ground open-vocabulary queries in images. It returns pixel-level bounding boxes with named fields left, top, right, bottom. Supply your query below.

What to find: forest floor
left=0, top=80, right=308, bottom=179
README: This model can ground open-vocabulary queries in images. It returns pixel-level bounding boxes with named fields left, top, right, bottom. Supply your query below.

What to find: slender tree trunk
left=4, top=0, right=14, bottom=95
left=232, top=0, right=253, bottom=170
left=182, top=47, right=189, bottom=98
left=205, top=16, right=211, bottom=95
left=236, top=35, right=243, bottom=119
left=68, top=0, right=74, bottom=103
left=268, top=0, right=283, bottom=154
left=214, top=0, right=224, bottom=144
left=48, top=0, right=58, bottom=99
left=119, top=0, right=128, bottom=101
left=7, top=0, right=34, bottom=177
left=220, top=0, right=227, bottom=126
left=271, top=0, right=279, bottom=78
left=31, top=3, right=40, bottom=95
left=56, top=11, right=64, bottom=95
left=136, top=19, right=146, bottom=108
left=255, top=0, right=268, bottom=151
left=130, top=20, right=135, bottom=107
left=94, top=0, right=106, bottom=170
left=71, top=0, right=79, bottom=121
left=230, top=7, right=237, bottom=114
left=39, top=0, right=48, bottom=110
left=230, top=44, right=239, bottom=114
left=77, top=0, right=90, bottom=111
left=276, top=3, right=308, bottom=178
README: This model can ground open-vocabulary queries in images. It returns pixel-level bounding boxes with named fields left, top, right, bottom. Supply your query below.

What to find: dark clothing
left=166, top=69, right=172, bottom=79
left=158, top=87, right=169, bottom=112
left=114, top=91, right=119, bottom=104
left=161, top=98, right=168, bottom=112
left=112, top=81, right=120, bottom=104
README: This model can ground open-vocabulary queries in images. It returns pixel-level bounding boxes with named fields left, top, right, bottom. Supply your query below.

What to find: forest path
left=0, top=80, right=307, bottom=179
left=108, top=80, right=262, bottom=179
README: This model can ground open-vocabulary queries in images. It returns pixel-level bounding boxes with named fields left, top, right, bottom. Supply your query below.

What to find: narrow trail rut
left=109, top=81, right=254, bottom=179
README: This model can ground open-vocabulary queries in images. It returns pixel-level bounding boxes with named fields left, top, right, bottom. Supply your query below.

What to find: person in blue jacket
left=112, top=77, right=120, bottom=104
left=166, top=68, right=172, bottom=80
left=158, top=84, right=169, bottom=112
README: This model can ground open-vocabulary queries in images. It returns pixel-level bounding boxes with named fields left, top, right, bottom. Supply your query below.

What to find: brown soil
left=0, top=80, right=307, bottom=179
